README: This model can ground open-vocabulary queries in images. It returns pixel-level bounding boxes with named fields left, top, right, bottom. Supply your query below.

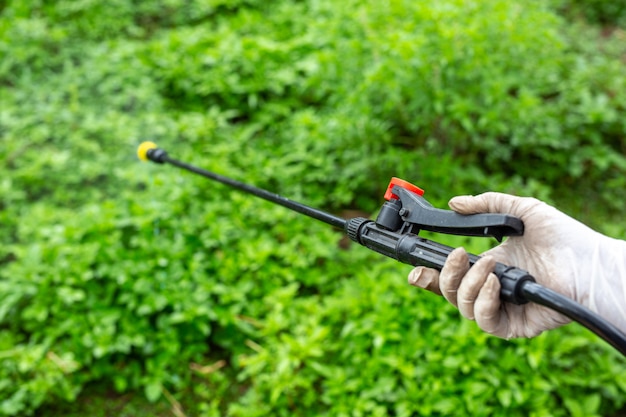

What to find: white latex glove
left=408, top=192, right=626, bottom=338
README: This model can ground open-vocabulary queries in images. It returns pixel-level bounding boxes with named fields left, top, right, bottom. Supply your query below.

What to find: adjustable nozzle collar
left=137, top=141, right=168, bottom=163
left=146, top=148, right=168, bottom=163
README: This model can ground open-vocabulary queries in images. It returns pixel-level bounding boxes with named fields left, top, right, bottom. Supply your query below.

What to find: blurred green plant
left=552, top=0, right=626, bottom=27
left=1, top=0, right=625, bottom=416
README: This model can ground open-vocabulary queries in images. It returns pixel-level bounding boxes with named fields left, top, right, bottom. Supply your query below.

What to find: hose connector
left=494, top=264, right=535, bottom=305
left=346, top=217, right=372, bottom=244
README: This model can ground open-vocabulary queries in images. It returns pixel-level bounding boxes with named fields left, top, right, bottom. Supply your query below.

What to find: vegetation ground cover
left=1, top=0, right=625, bottom=416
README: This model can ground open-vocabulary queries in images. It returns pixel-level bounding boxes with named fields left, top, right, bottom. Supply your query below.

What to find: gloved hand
left=408, top=192, right=626, bottom=338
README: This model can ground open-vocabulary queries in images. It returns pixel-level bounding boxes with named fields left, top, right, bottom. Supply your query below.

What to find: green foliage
left=1, top=0, right=625, bottom=416
left=552, top=0, right=626, bottom=27
left=230, top=263, right=626, bottom=417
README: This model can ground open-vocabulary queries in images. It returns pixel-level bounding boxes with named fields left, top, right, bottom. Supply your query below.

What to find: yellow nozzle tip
left=137, top=141, right=158, bottom=161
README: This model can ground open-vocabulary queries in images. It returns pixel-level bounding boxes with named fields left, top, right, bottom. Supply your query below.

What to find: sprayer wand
left=138, top=142, right=346, bottom=229
left=137, top=142, right=626, bottom=356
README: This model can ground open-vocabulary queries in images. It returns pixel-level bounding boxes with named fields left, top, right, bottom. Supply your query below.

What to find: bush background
left=1, top=0, right=625, bottom=416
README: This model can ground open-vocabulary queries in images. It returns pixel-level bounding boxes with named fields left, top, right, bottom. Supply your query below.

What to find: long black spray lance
left=137, top=142, right=626, bottom=356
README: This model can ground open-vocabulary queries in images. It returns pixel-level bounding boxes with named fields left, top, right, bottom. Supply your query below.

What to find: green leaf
left=144, top=381, right=163, bottom=403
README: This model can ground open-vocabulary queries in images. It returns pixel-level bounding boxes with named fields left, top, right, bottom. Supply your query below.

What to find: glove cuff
left=585, top=236, right=626, bottom=333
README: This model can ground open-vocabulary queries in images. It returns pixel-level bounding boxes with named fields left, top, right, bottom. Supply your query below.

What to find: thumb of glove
left=448, top=192, right=543, bottom=219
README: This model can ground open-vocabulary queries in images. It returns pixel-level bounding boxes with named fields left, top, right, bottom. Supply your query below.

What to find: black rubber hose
left=521, top=281, right=626, bottom=356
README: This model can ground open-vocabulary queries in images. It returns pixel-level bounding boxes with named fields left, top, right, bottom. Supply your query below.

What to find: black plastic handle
left=346, top=218, right=534, bottom=305
left=393, top=187, right=524, bottom=241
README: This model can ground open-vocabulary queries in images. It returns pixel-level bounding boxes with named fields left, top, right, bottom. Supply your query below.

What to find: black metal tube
left=153, top=151, right=347, bottom=229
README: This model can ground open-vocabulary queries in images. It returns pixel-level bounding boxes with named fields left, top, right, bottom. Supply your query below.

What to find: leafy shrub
left=1, top=0, right=625, bottom=416
left=552, top=0, right=626, bottom=27
left=130, top=0, right=626, bottom=210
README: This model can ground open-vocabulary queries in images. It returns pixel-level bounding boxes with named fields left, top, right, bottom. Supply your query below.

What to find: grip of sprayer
left=346, top=218, right=534, bottom=305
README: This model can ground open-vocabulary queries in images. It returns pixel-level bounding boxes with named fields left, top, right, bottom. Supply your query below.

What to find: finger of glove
left=448, top=192, right=536, bottom=217
left=480, top=244, right=512, bottom=264
left=408, top=267, right=442, bottom=295
left=457, top=255, right=496, bottom=320
left=474, top=273, right=509, bottom=338
left=439, top=247, right=470, bottom=307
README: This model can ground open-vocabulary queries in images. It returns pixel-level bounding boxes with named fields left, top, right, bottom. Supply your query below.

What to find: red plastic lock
left=384, top=177, right=425, bottom=201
